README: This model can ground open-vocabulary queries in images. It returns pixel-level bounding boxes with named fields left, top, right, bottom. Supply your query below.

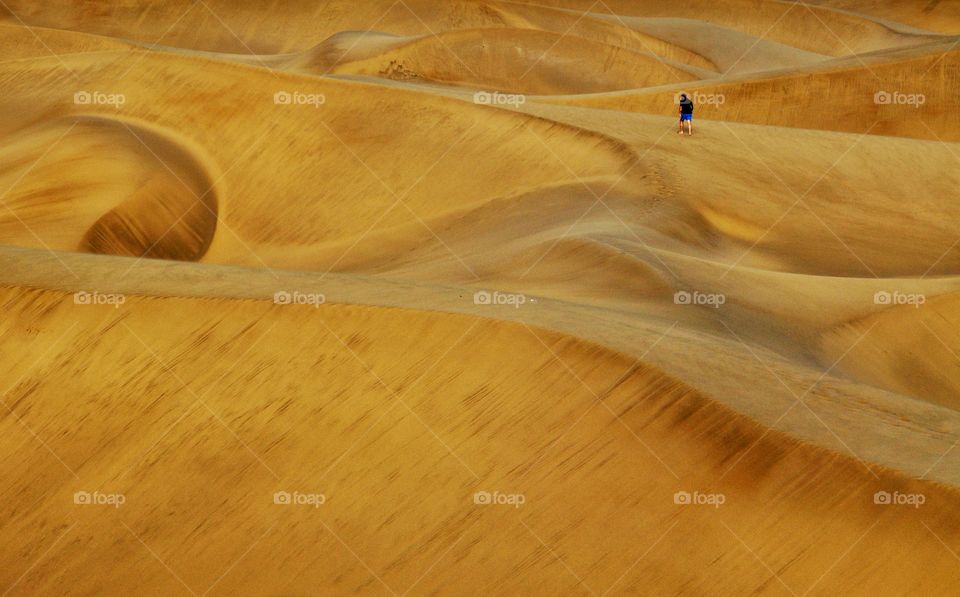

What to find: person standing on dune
left=678, top=93, right=694, bottom=136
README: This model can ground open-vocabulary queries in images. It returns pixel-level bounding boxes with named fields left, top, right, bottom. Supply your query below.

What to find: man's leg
left=688, top=119, right=693, bottom=136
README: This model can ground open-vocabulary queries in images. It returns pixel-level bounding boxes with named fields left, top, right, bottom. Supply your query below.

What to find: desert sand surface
left=0, top=1, right=959, bottom=595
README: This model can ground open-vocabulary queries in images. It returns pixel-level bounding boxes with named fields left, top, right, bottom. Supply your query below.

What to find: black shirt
left=679, top=99, right=694, bottom=115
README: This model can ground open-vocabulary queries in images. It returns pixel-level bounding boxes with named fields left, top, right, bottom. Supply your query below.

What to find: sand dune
left=8, top=0, right=944, bottom=55
left=78, top=117, right=219, bottom=261
left=556, top=40, right=960, bottom=140
left=809, top=0, right=960, bottom=33
left=305, top=27, right=699, bottom=94
left=0, top=115, right=217, bottom=260
left=0, top=50, right=635, bottom=261
left=2, top=284, right=960, bottom=595
left=822, top=293, right=960, bottom=411
left=511, top=0, right=946, bottom=52
left=1, top=0, right=959, bottom=594
left=603, top=16, right=831, bottom=75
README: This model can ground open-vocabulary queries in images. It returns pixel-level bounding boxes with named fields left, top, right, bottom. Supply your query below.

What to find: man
left=678, top=93, right=694, bottom=136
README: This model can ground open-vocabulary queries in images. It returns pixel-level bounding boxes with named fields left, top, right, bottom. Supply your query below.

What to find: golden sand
left=0, top=1, right=958, bottom=594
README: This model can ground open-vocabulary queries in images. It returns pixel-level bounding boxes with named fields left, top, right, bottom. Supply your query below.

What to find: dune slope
left=1, top=286, right=959, bottom=595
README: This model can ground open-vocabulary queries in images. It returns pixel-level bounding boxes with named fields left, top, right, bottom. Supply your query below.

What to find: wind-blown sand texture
left=0, top=1, right=959, bottom=594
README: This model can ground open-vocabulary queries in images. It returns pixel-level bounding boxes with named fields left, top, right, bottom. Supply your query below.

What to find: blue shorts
left=680, top=113, right=693, bottom=121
